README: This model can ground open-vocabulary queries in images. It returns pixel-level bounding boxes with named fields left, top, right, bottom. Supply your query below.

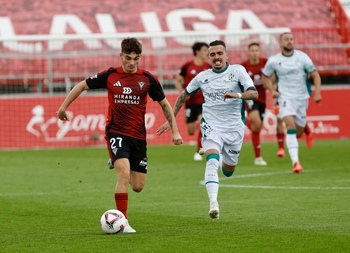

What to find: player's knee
left=224, top=164, right=236, bottom=171
left=131, top=185, right=144, bottom=193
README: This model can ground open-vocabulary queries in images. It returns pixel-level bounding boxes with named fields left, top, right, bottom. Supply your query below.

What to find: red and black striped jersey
left=86, top=66, right=165, bottom=140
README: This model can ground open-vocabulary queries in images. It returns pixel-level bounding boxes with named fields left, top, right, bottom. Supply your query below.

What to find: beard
left=283, top=45, right=294, bottom=52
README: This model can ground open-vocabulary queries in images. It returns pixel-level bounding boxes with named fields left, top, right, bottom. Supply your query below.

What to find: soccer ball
left=100, top=209, right=127, bottom=234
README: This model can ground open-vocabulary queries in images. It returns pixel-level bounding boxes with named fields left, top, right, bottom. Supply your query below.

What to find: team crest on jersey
left=228, top=73, right=235, bottom=81
left=139, top=81, right=145, bottom=89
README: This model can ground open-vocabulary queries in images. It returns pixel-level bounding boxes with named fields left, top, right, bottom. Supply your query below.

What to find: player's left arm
left=224, top=66, right=258, bottom=101
left=224, top=87, right=258, bottom=101
left=310, top=70, right=322, bottom=103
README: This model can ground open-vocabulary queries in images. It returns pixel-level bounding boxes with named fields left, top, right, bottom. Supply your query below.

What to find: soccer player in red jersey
left=241, top=42, right=271, bottom=166
left=57, top=37, right=183, bottom=233
left=174, top=42, right=211, bottom=161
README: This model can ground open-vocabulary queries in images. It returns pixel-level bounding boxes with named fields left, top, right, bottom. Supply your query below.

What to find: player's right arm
left=173, top=90, right=191, bottom=116
left=156, top=90, right=191, bottom=136
left=56, top=80, right=90, bottom=121
left=262, top=60, right=279, bottom=98
left=262, top=74, right=279, bottom=98
left=174, top=74, right=185, bottom=92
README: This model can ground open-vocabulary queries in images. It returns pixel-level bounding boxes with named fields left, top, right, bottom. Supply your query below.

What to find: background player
left=241, top=42, right=269, bottom=166
left=262, top=32, right=321, bottom=173
left=175, top=42, right=211, bottom=161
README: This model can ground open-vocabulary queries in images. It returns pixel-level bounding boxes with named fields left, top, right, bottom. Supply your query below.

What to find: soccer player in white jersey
left=262, top=32, right=322, bottom=173
left=157, top=40, right=258, bottom=219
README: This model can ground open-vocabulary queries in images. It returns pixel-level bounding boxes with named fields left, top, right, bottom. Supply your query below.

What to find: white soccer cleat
left=123, top=219, right=136, bottom=233
left=194, top=152, right=203, bottom=161
left=254, top=157, right=267, bottom=166
left=107, top=159, right=114, bottom=170
left=198, top=148, right=205, bottom=155
left=208, top=202, right=220, bottom=219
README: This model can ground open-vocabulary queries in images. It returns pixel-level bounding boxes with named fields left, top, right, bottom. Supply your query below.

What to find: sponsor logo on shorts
left=139, top=158, right=148, bottom=167
left=228, top=149, right=240, bottom=154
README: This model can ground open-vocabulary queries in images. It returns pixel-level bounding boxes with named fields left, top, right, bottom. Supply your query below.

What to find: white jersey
left=262, top=49, right=316, bottom=100
left=185, top=64, right=255, bottom=131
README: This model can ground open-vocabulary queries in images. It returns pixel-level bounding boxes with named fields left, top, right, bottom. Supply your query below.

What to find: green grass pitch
left=1, top=140, right=350, bottom=253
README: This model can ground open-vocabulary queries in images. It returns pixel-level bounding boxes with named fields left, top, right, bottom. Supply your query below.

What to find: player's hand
left=271, top=90, right=279, bottom=99
left=56, top=109, right=69, bottom=121
left=314, top=93, right=322, bottom=103
left=223, top=92, right=240, bottom=101
left=172, top=132, right=183, bottom=145
left=156, top=122, right=171, bottom=136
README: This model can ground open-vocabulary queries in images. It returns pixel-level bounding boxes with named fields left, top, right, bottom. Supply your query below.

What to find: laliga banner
left=0, top=86, right=349, bottom=149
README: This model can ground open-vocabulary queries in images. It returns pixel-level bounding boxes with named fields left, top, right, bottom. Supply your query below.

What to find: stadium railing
left=327, top=0, right=350, bottom=58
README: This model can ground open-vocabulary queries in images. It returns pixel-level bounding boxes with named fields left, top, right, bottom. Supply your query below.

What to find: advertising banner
left=0, top=86, right=349, bottom=149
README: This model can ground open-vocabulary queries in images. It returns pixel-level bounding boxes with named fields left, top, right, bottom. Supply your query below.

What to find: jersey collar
left=281, top=50, right=294, bottom=57
left=212, top=63, right=229, bottom=73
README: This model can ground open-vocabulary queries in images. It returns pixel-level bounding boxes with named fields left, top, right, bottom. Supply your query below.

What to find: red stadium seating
left=0, top=0, right=349, bottom=92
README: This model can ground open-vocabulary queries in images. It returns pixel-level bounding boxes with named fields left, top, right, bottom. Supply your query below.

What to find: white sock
left=205, top=157, right=219, bottom=203
left=218, top=154, right=223, bottom=171
left=286, top=132, right=299, bottom=164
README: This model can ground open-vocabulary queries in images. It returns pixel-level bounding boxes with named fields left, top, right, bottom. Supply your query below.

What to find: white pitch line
left=219, top=184, right=350, bottom=190
left=221, top=170, right=292, bottom=180
left=199, top=170, right=350, bottom=190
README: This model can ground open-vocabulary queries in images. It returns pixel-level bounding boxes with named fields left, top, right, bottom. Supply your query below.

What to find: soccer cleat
left=208, top=202, right=220, bottom=219
left=293, top=161, right=303, bottom=174
left=273, top=105, right=280, bottom=115
left=198, top=148, right=205, bottom=155
left=277, top=148, right=285, bottom=158
left=123, top=219, right=136, bottom=233
left=254, top=157, right=267, bottom=166
left=194, top=152, right=203, bottom=161
left=107, top=159, right=114, bottom=170
left=306, top=132, right=314, bottom=148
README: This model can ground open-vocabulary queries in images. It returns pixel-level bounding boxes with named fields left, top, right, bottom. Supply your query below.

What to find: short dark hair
left=280, top=32, right=292, bottom=41
left=192, top=42, right=209, bottom=56
left=121, top=37, right=142, bottom=54
left=248, top=42, right=260, bottom=49
left=209, top=40, right=226, bottom=48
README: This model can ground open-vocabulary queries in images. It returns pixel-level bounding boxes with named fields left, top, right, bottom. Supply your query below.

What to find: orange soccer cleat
left=273, top=105, right=280, bottom=115
left=306, top=131, right=314, bottom=148
left=277, top=148, right=285, bottom=158
left=292, top=161, right=303, bottom=174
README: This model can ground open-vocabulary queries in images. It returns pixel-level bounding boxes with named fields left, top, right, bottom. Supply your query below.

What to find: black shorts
left=185, top=104, right=202, bottom=123
left=106, top=133, right=148, bottom=174
left=246, top=101, right=266, bottom=121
